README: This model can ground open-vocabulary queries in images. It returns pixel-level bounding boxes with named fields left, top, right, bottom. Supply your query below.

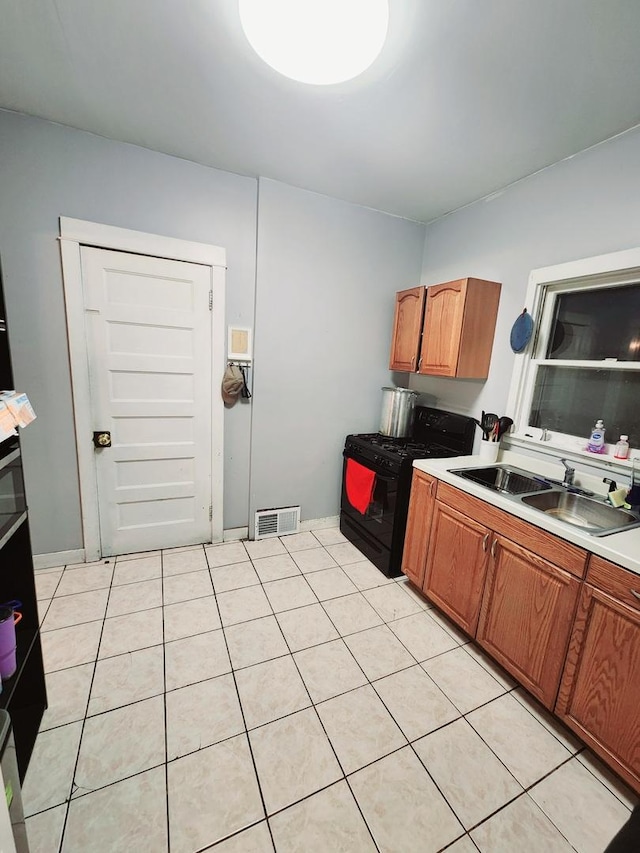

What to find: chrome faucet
left=560, top=458, right=575, bottom=487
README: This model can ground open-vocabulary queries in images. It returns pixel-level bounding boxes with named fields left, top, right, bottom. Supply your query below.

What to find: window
left=508, top=248, right=640, bottom=462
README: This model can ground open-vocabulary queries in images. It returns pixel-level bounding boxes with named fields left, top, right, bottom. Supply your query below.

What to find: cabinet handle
left=631, top=589, right=640, bottom=602
left=429, top=480, right=436, bottom=497
left=490, top=538, right=498, bottom=558
left=482, top=533, right=489, bottom=552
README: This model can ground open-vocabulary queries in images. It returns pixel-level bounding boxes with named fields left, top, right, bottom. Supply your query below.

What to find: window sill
left=504, top=433, right=637, bottom=477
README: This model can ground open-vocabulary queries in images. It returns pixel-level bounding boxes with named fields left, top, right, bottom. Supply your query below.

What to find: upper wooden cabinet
left=389, top=278, right=501, bottom=378
left=419, top=278, right=501, bottom=378
left=389, top=286, right=426, bottom=371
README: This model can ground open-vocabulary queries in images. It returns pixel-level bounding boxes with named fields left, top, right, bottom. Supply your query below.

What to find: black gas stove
left=343, top=433, right=458, bottom=474
left=340, top=406, right=476, bottom=576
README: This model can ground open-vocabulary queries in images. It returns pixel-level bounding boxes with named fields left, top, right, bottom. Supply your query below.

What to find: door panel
left=389, top=286, right=425, bottom=371
left=81, top=247, right=213, bottom=556
left=477, top=536, right=580, bottom=708
left=402, top=470, right=435, bottom=588
left=556, top=584, right=640, bottom=788
left=419, top=280, right=465, bottom=376
left=424, top=501, right=489, bottom=635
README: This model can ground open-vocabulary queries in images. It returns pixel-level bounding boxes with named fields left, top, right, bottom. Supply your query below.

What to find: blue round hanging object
left=510, top=309, right=534, bottom=353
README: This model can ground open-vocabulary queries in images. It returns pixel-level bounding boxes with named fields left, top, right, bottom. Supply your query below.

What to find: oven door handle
left=343, top=453, right=395, bottom=482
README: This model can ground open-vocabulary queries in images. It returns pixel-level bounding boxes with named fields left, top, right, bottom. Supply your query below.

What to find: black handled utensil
left=498, top=416, right=513, bottom=439
left=481, top=412, right=498, bottom=440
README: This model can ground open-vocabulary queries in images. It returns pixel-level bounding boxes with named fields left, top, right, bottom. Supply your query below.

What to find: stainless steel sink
left=452, top=465, right=552, bottom=496
left=520, top=491, right=640, bottom=536
left=451, top=463, right=640, bottom=536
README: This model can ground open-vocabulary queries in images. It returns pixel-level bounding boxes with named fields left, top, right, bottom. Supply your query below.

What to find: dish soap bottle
left=587, top=419, right=606, bottom=454
left=614, top=435, right=630, bottom=459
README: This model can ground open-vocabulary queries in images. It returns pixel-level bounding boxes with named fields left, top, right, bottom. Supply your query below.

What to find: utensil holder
left=479, top=441, right=500, bottom=463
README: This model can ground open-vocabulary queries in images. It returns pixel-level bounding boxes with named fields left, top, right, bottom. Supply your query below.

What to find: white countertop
left=413, top=449, right=640, bottom=577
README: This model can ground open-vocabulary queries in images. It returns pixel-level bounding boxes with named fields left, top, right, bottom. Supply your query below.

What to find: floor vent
left=255, top=506, right=301, bottom=540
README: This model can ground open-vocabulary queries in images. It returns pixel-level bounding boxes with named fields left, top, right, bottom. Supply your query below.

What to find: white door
left=81, top=247, right=213, bottom=556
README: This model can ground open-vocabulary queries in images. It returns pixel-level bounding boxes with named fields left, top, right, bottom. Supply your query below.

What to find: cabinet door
left=423, top=501, right=489, bottom=635
left=556, top=584, right=640, bottom=792
left=477, top=536, right=580, bottom=709
left=418, top=280, right=466, bottom=376
left=401, top=470, right=436, bottom=588
left=389, top=287, right=425, bottom=371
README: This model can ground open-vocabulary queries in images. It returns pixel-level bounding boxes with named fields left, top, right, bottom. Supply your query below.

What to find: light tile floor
left=27, top=528, right=637, bottom=852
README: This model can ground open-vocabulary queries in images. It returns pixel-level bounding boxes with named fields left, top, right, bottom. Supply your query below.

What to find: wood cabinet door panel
left=436, top=482, right=587, bottom=578
left=419, top=280, right=466, bottom=376
left=587, top=555, right=640, bottom=613
left=389, top=286, right=425, bottom=371
left=477, top=536, right=580, bottom=708
left=556, top=585, right=640, bottom=789
left=402, top=470, right=436, bottom=588
left=423, top=501, right=489, bottom=635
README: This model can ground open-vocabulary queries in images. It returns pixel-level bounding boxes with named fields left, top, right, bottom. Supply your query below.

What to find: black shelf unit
left=0, top=261, right=47, bottom=782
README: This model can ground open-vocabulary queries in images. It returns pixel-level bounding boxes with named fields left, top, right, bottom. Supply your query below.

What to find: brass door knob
left=93, top=431, right=112, bottom=448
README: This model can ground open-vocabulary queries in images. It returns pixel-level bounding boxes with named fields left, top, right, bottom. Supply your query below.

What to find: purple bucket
left=0, top=604, right=22, bottom=679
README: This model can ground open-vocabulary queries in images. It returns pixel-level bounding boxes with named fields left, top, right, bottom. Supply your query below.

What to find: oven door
left=340, top=453, right=398, bottom=554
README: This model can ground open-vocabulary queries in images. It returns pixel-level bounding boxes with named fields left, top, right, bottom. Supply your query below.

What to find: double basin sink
left=451, top=464, right=640, bottom=537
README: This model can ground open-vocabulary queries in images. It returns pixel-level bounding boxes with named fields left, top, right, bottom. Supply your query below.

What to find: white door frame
left=59, top=217, right=226, bottom=562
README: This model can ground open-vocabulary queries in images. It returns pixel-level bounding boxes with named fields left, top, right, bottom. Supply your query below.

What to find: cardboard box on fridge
left=0, top=401, right=18, bottom=442
left=0, top=391, right=37, bottom=429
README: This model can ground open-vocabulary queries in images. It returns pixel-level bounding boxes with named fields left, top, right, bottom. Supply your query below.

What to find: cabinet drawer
left=587, top=555, right=640, bottom=612
left=436, top=481, right=588, bottom=578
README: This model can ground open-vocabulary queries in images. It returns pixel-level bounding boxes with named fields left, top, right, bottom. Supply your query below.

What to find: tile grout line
left=243, top=547, right=383, bottom=853
left=161, top=548, right=171, bottom=853
left=303, top=568, right=473, bottom=847
left=255, top=549, right=583, bottom=845
left=203, top=539, right=279, bottom=852
left=396, top=581, right=587, bottom=758
left=243, top=541, right=492, bottom=848
left=33, top=538, right=631, bottom=852
left=51, top=557, right=116, bottom=852
left=262, top=543, right=524, bottom=849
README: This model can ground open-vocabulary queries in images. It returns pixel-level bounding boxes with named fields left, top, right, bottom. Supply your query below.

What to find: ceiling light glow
left=239, top=0, right=389, bottom=85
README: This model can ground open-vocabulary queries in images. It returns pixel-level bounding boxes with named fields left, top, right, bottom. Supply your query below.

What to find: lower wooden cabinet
left=423, top=501, right=489, bottom=635
left=401, top=471, right=436, bottom=588
left=556, top=571, right=640, bottom=792
left=401, top=474, right=640, bottom=792
left=477, top=535, right=580, bottom=708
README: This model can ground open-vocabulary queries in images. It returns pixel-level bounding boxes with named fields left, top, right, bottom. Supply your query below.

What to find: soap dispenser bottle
left=587, top=419, right=606, bottom=454
left=614, top=435, right=630, bottom=459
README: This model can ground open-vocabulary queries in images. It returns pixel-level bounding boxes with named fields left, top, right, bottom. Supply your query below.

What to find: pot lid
left=510, top=309, right=534, bottom=353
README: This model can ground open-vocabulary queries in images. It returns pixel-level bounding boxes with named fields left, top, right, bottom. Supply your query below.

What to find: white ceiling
left=2, top=0, right=640, bottom=222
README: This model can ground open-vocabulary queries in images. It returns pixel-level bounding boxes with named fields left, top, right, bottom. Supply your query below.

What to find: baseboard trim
left=33, top=549, right=85, bottom=570
left=33, top=518, right=340, bottom=564
left=222, top=527, right=249, bottom=542
left=222, top=517, right=338, bottom=542
left=300, top=515, right=340, bottom=532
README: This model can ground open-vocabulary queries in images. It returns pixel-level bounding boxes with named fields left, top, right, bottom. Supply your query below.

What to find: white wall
left=0, top=110, right=257, bottom=554
left=412, top=126, right=640, bottom=441
left=0, top=111, right=427, bottom=555
left=250, top=179, right=426, bottom=527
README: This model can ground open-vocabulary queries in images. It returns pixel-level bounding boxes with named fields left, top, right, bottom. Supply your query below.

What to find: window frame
left=505, top=246, right=640, bottom=472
